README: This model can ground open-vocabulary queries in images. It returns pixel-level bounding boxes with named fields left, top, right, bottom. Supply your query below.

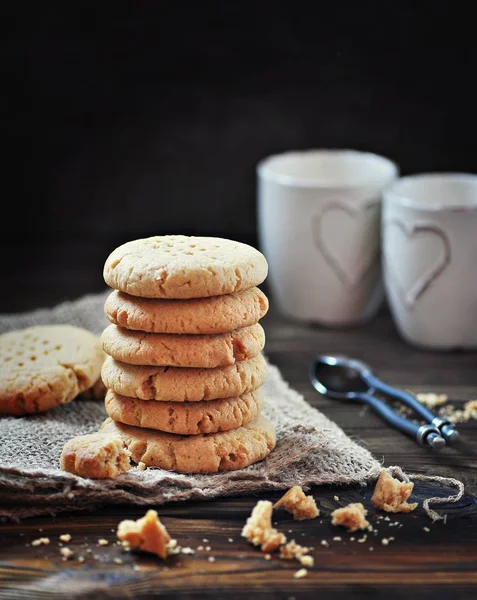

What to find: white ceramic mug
left=382, top=172, right=477, bottom=350
left=257, top=149, right=398, bottom=326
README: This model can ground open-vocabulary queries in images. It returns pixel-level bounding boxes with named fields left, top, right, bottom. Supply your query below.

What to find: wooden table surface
left=1, top=258, right=476, bottom=599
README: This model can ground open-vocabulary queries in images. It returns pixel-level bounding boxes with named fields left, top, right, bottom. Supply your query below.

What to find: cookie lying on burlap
left=104, top=287, right=269, bottom=334
left=0, top=324, right=104, bottom=415
left=103, top=235, right=268, bottom=299
left=100, top=414, right=276, bottom=473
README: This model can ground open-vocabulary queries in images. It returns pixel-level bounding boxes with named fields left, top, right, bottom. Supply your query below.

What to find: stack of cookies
left=98, top=235, right=276, bottom=474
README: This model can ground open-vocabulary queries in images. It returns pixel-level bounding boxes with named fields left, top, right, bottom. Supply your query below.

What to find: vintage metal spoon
left=310, top=355, right=461, bottom=449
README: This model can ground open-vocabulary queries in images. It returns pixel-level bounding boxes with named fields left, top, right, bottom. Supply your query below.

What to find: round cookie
left=101, top=353, right=267, bottom=402
left=101, top=323, right=265, bottom=368
left=0, top=325, right=105, bottom=415
left=104, top=287, right=269, bottom=334
left=104, top=389, right=263, bottom=435
left=103, top=235, right=268, bottom=299
left=100, top=414, right=276, bottom=473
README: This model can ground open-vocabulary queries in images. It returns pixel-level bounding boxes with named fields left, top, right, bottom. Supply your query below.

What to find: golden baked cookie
left=100, top=414, right=276, bottom=473
left=0, top=325, right=105, bottom=415
left=104, top=388, right=263, bottom=435
left=104, top=287, right=269, bottom=335
left=103, top=235, right=268, bottom=299
left=101, top=323, right=265, bottom=368
left=60, top=432, right=132, bottom=479
left=101, top=353, right=267, bottom=401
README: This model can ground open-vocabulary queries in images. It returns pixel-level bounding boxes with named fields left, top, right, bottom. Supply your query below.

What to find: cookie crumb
left=280, top=540, right=311, bottom=562
left=416, top=393, right=448, bottom=408
left=32, top=537, right=50, bottom=547
left=228, top=538, right=234, bottom=543
left=78, top=555, right=85, bottom=562
left=114, top=558, right=123, bottom=564
left=264, top=553, right=272, bottom=560
left=333, top=495, right=339, bottom=501
left=197, top=545, right=204, bottom=551
left=294, top=568, right=308, bottom=579
left=60, top=547, right=74, bottom=560
left=423, top=527, right=430, bottom=533
left=274, top=486, right=319, bottom=520
left=202, top=538, right=209, bottom=543
left=59, top=534, right=71, bottom=543
left=205, top=546, right=211, bottom=551
left=369, top=547, right=374, bottom=551
left=381, top=538, right=391, bottom=545
left=320, top=540, right=329, bottom=547
left=137, top=462, right=147, bottom=471
left=333, top=536, right=342, bottom=541
left=117, top=509, right=174, bottom=559
left=98, top=539, right=109, bottom=546
left=299, top=555, right=314, bottom=567
left=181, top=547, right=195, bottom=555
left=371, top=472, right=418, bottom=513
left=208, top=556, right=216, bottom=563
left=242, top=500, right=286, bottom=552
left=331, top=503, right=369, bottom=532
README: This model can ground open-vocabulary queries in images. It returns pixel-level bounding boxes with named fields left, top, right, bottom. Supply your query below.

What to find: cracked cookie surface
left=100, top=414, right=276, bottom=473
left=101, top=353, right=267, bottom=401
left=104, top=389, right=263, bottom=434
left=104, top=287, right=269, bottom=334
left=103, top=235, right=268, bottom=299
left=0, top=325, right=105, bottom=415
left=101, top=323, right=265, bottom=368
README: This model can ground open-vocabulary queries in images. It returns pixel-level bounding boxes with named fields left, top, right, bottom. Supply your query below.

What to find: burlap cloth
left=0, top=291, right=385, bottom=519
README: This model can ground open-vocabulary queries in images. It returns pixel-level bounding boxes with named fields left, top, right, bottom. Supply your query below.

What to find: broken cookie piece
left=273, top=485, right=319, bottom=520
left=241, top=500, right=286, bottom=552
left=60, top=432, right=132, bottom=479
left=331, top=502, right=369, bottom=532
left=371, top=471, right=418, bottom=513
left=117, top=509, right=174, bottom=559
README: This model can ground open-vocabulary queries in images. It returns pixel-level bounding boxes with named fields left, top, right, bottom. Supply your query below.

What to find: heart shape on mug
left=383, top=220, right=451, bottom=307
left=312, top=202, right=380, bottom=286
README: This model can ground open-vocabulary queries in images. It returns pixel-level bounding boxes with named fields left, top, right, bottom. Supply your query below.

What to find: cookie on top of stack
left=96, top=234, right=275, bottom=475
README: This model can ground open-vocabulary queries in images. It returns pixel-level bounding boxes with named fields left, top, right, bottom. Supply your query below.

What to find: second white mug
left=257, top=148, right=398, bottom=326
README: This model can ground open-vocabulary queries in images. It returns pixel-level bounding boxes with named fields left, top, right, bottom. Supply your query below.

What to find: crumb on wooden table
left=32, top=537, right=50, bottom=546
left=273, top=486, right=319, bottom=520
left=241, top=500, right=286, bottom=552
left=59, top=534, right=71, bottom=543
left=280, top=540, right=315, bottom=567
left=371, top=471, right=418, bottom=513
left=117, top=509, right=174, bottom=559
left=416, top=393, right=448, bottom=408
left=294, top=568, right=308, bottom=579
left=331, top=503, right=369, bottom=532
left=60, top=547, right=74, bottom=560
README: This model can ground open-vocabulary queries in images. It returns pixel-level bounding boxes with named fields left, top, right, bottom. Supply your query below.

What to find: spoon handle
left=357, top=392, right=421, bottom=440
left=363, top=374, right=437, bottom=423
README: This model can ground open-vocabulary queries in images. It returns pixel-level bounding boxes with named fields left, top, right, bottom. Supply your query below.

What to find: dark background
left=3, top=1, right=476, bottom=312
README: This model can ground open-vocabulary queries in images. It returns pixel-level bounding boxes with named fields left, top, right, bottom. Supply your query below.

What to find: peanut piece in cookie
left=371, top=471, right=418, bottom=513
left=117, top=510, right=173, bottom=559
left=331, top=502, right=369, bottom=532
left=273, top=486, right=319, bottom=520
left=241, top=500, right=286, bottom=552
left=60, top=432, right=132, bottom=479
